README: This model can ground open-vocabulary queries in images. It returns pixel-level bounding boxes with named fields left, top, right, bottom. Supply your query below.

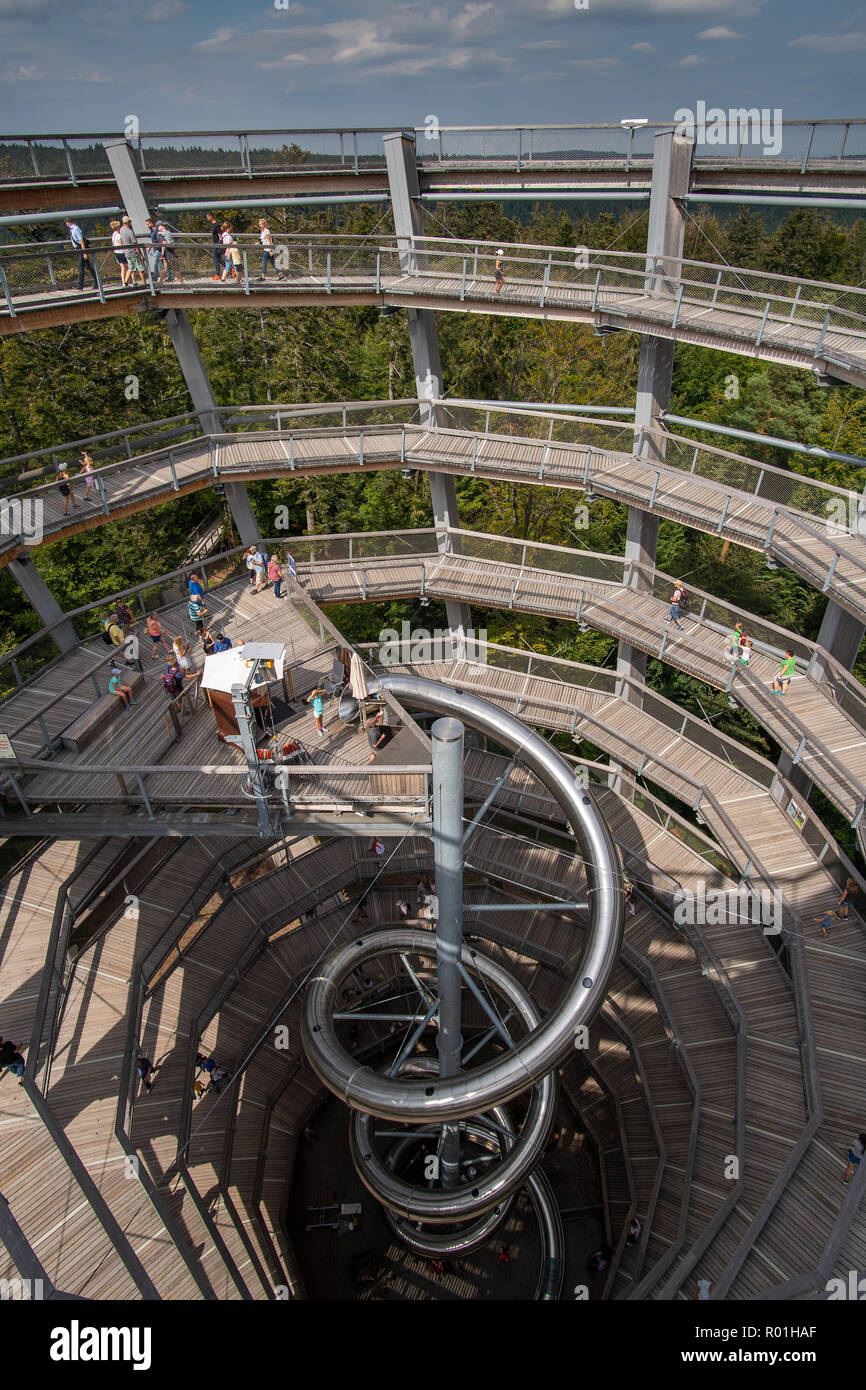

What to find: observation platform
left=0, top=576, right=430, bottom=836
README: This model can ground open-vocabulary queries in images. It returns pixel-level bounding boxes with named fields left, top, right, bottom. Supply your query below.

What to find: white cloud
left=521, top=39, right=561, bottom=50
left=0, top=62, right=43, bottom=80
left=147, top=0, right=189, bottom=21
left=677, top=52, right=709, bottom=65
left=787, top=31, right=866, bottom=50
left=258, top=52, right=312, bottom=68
left=62, top=70, right=116, bottom=83
left=566, top=56, right=622, bottom=68
left=629, top=41, right=656, bottom=51
left=695, top=25, right=743, bottom=38
left=195, top=26, right=235, bottom=48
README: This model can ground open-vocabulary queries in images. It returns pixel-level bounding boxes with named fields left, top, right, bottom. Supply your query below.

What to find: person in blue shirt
left=188, top=591, right=208, bottom=636
left=188, top=572, right=205, bottom=601
left=212, top=633, right=233, bottom=653
left=65, top=218, right=98, bottom=291
left=306, top=686, right=326, bottom=737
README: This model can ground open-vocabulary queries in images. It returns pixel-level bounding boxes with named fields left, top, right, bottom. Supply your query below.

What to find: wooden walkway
left=2, top=264, right=864, bottom=388
left=4, top=425, right=865, bottom=627
left=300, top=545, right=866, bottom=826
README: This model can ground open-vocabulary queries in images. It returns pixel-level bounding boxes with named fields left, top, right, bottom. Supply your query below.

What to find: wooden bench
left=61, top=671, right=145, bottom=752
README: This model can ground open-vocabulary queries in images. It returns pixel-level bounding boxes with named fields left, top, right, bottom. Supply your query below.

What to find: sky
left=0, top=0, right=864, bottom=134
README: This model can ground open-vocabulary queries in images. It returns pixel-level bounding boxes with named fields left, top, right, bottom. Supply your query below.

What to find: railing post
left=289, top=434, right=295, bottom=470
left=242, top=250, right=250, bottom=295
left=822, top=551, right=839, bottom=593
left=671, top=283, right=684, bottom=330
left=95, top=471, right=110, bottom=515
left=358, top=429, right=364, bottom=466
left=710, top=270, right=722, bottom=306
left=308, top=240, right=313, bottom=274
left=814, top=310, right=831, bottom=360
left=27, top=139, right=40, bottom=177
left=591, top=269, right=601, bottom=313
left=136, top=774, right=155, bottom=819
left=649, top=471, right=660, bottom=509
left=376, top=250, right=381, bottom=294
left=353, top=131, right=359, bottom=176
left=764, top=509, right=778, bottom=549
left=0, top=264, right=18, bottom=318
left=11, top=658, right=22, bottom=687
left=460, top=258, right=467, bottom=301
left=755, top=300, right=770, bottom=347
left=540, top=255, right=551, bottom=308
left=800, top=123, right=816, bottom=175
left=169, top=452, right=179, bottom=491
left=471, top=436, right=477, bottom=472
left=45, top=255, right=57, bottom=291
left=93, top=255, right=105, bottom=305
left=326, top=252, right=332, bottom=294
left=516, top=127, right=522, bottom=174
left=62, top=139, right=78, bottom=188
left=401, top=426, right=406, bottom=462
left=788, top=283, right=802, bottom=321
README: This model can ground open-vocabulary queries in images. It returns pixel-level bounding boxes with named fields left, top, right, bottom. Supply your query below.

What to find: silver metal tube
left=432, top=716, right=464, bottom=1186
left=302, top=676, right=624, bottom=1121
left=345, top=943, right=555, bottom=1217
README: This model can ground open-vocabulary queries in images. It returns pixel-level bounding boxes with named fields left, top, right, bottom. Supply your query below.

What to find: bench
left=61, top=671, right=145, bottom=752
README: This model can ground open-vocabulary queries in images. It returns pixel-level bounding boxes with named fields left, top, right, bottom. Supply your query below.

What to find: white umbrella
left=349, top=652, right=369, bottom=700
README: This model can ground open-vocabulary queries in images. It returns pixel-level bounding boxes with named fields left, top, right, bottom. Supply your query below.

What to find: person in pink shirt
left=146, top=612, right=171, bottom=660
left=267, top=553, right=284, bottom=599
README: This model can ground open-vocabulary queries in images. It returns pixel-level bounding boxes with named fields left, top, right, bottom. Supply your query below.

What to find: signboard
left=787, top=798, right=806, bottom=831
left=0, top=733, right=16, bottom=761
left=286, top=553, right=297, bottom=579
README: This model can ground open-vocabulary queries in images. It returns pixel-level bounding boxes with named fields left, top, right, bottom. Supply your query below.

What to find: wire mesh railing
left=2, top=122, right=865, bottom=186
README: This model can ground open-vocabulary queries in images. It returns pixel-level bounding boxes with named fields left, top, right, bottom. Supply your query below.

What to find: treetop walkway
left=1, top=120, right=864, bottom=211
left=3, top=399, right=865, bottom=625
left=2, top=234, right=864, bottom=387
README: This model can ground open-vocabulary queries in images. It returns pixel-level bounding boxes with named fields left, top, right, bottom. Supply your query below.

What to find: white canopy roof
left=200, top=641, right=286, bottom=694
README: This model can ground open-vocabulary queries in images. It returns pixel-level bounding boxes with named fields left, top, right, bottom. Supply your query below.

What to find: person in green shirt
left=109, top=669, right=135, bottom=708
left=772, top=650, right=796, bottom=694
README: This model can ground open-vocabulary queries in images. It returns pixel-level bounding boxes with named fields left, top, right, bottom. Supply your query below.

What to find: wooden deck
left=300, top=546, right=866, bottom=826
left=4, top=424, right=865, bottom=628
left=2, top=576, right=427, bottom=819
left=2, top=266, right=864, bottom=388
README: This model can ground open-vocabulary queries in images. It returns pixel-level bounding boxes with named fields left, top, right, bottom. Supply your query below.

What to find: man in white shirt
left=257, top=218, right=285, bottom=282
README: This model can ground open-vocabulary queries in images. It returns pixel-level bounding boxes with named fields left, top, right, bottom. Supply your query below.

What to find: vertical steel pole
left=431, top=716, right=464, bottom=1187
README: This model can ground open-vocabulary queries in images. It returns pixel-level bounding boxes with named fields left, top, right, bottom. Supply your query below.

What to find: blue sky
left=0, top=0, right=863, bottom=132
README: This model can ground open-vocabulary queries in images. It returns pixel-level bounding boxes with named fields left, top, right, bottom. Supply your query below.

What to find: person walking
left=57, top=467, right=79, bottom=515
left=146, top=612, right=171, bottom=659
left=188, top=571, right=206, bottom=602
left=844, top=1132, right=866, bottom=1183
left=493, top=248, right=505, bottom=295
left=110, top=219, right=129, bottom=285
left=837, top=877, right=865, bottom=920
left=172, top=638, right=200, bottom=682
left=772, top=650, right=796, bottom=694
left=79, top=450, right=97, bottom=502
left=220, top=223, right=241, bottom=282
left=206, top=211, right=224, bottom=279
left=118, top=217, right=146, bottom=287
left=136, top=1056, right=155, bottom=1093
left=257, top=218, right=286, bottom=281
left=307, top=686, right=326, bottom=737
left=144, top=218, right=162, bottom=283
left=188, top=590, right=208, bottom=636
left=267, top=553, right=284, bottom=599
left=248, top=545, right=267, bottom=592
left=156, top=222, right=185, bottom=284
left=664, top=593, right=685, bottom=631
left=626, top=1216, right=641, bottom=1247
left=0, top=1036, right=25, bottom=1085
left=109, top=668, right=136, bottom=708
left=725, top=621, right=744, bottom=661
left=65, top=218, right=99, bottom=291
left=200, top=629, right=216, bottom=657
left=739, top=636, right=753, bottom=667
left=208, top=1065, right=227, bottom=1095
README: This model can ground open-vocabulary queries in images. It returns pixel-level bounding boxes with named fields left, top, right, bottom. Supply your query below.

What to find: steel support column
left=8, top=557, right=78, bottom=655
left=431, top=716, right=465, bottom=1187
left=617, top=129, right=692, bottom=704
left=384, top=132, right=470, bottom=638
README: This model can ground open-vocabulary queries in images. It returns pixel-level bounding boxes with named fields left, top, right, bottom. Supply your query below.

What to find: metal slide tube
left=431, top=717, right=464, bottom=1186
left=302, top=676, right=623, bottom=1120
left=343, top=935, right=555, bottom=1217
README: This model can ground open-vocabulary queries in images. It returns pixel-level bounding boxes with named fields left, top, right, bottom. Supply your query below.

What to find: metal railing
left=2, top=121, right=864, bottom=186
left=3, top=233, right=866, bottom=375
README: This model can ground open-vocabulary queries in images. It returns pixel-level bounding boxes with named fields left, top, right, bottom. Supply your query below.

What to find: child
left=57, top=468, right=78, bottom=515
left=109, top=668, right=135, bottom=708
left=814, top=910, right=834, bottom=938
left=739, top=637, right=753, bottom=666
left=80, top=450, right=96, bottom=502
left=307, top=686, right=326, bottom=737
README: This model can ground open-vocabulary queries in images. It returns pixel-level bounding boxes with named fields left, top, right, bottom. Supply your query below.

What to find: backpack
left=163, top=669, right=183, bottom=695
